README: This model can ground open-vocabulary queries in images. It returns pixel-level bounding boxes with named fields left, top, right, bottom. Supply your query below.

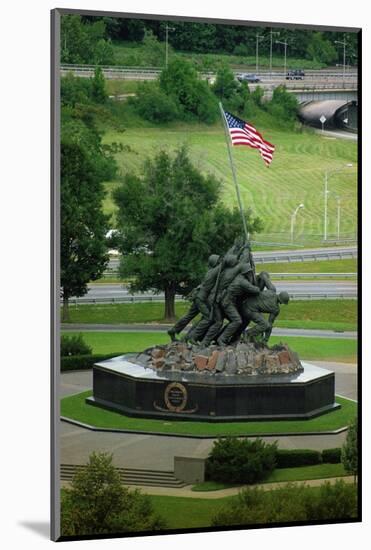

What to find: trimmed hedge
left=61, top=353, right=121, bottom=372
left=276, top=449, right=322, bottom=468
left=322, top=448, right=342, bottom=464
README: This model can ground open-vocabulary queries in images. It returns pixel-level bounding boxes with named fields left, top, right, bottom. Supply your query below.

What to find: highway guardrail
left=65, top=291, right=356, bottom=305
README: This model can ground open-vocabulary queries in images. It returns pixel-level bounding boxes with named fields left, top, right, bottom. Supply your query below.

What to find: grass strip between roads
left=62, top=299, right=357, bottom=332
left=61, top=331, right=357, bottom=363
left=61, top=393, right=355, bottom=436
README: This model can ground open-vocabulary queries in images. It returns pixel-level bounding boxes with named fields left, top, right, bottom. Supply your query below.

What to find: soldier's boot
left=167, top=328, right=178, bottom=342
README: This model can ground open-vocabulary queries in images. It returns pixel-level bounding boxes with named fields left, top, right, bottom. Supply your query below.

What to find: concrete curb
left=60, top=415, right=350, bottom=439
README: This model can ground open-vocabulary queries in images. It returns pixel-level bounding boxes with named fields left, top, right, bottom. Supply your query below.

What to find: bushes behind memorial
left=206, top=437, right=277, bottom=484
left=61, top=334, right=92, bottom=357
left=60, top=353, right=119, bottom=372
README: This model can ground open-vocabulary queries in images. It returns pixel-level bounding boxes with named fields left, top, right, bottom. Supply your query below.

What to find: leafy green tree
left=61, top=452, right=165, bottom=536
left=160, top=58, right=219, bottom=123
left=113, top=146, right=262, bottom=320
left=142, top=29, right=168, bottom=66
left=61, top=14, right=114, bottom=65
left=267, top=85, right=299, bottom=129
left=212, top=65, right=239, bottom=101
left=91, top=67, right=107, bottom=103
left=132, top=82, right=179, bottom=122
left=307, top=32, right=337, bottom=64
left=341, top=418, right=358, bottom=482
left=60, top=117, right=116, bottom=321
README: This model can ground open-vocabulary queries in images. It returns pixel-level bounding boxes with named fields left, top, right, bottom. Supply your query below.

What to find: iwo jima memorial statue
left=87, top=106, right=340, bottom=421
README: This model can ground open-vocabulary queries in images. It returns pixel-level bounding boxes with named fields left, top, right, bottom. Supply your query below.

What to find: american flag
left=224, top=110, right=275, bottom=166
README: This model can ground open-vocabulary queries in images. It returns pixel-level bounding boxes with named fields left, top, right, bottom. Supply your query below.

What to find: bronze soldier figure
left=198, top=254, right=243, bottom=346
left=167, top=254, right=220, bottom=342
left=217, top=263, right=261, bottom=346
left=241, top=290, right=290, bottom=343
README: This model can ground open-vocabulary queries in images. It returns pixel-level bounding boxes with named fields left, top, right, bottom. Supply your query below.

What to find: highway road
left=107, top=246, right=357, bottom=271
left=68, top=279, right=357, bottom=304
left=61, top=324, right=356, bottom=339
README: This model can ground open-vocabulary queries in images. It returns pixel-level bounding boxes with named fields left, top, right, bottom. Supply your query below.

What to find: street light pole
left=256, top=33, right=265, bottom=75
left=276, top=39, right=288, bottom=77
left=336, top=196, right=341, bottom=241
left=323, top=163, right=352, bottom=242
left=269, top=29, right=279, bottom=78
left=290, top=204, right=304, bottom=244
left=335, top=36, right=346, bottom=83
left=165, top=24, right=175, bottom=68
left=324, top=172, right=329, bottom=241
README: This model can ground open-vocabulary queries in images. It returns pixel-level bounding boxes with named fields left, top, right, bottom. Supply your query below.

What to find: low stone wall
left=174, top=457, right=205, bottom=484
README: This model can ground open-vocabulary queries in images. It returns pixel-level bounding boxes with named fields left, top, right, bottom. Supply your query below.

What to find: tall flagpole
left=218, top=102, right=250, bottom=242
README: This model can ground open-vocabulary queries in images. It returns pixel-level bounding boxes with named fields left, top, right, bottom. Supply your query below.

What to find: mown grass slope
left=102, top=124, right=357, bottom=244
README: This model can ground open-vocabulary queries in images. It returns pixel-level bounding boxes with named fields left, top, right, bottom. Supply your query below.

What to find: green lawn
left=61, top=392, right=355, bottom=436
left=257, top=258, right=357, bottom=274
left=105, top=80, right=139, bottom=96
left=149, top=494, right=237, bottom=530
left=111, top=41, right=327, bottom=71
left=60, top=331, right=357, bottom=362
left=263, top=462, right=347, bottom=483
left=101, top=125, right=357, bottom=245
left=62, top=299, right=357, bottom=332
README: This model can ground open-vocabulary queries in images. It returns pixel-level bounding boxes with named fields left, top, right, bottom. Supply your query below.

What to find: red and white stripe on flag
left=224, top=110, right=275, bottom=166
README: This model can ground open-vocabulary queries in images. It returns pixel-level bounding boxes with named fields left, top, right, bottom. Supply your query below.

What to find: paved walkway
left=59, top=361, right=357, bottom=471
left=61, top=476, right=355, bottom=498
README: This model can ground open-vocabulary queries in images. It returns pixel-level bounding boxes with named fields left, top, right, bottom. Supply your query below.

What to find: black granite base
left=86, top=354, right=340, bottom=421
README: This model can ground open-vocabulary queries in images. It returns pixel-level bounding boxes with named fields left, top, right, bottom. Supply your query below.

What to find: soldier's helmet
left=240, top=262, right=253, bottom=275
left=223, top=254, right=238, bottom=267
left=278, top=291, right=290, bottom=304
left=208, top=254, right=220, bottom=267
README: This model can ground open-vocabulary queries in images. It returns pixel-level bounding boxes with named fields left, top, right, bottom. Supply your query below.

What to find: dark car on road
left=236, top=73, right=261, bottom=83
left=286, top=69, right=305, bottom=80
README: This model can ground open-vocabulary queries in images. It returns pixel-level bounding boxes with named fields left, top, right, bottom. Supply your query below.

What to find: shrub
left=211, top=480, right=358, bottom=527
left=160, top=57, right=219, bottom=123
left=304, top=480, right=358, bottom=520
left=322, top=448, right=342, bottom=464
left=206, top=437, right=277, bottom=485
left=61, top=334, right=92, bottom=357
left=132, top=82, right=179, bottom=123
left=341, top=418, right=358, bottom=480
left=275, top=449, right=322, bottom=468
left=61, top=452, right=166, bottom=536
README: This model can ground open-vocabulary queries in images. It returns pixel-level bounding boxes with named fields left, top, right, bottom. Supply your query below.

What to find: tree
left=160, top=58, right=219, bottom=123
left=61, top=452, right=165, bottom=536
left=307, top=32, right=337, bottom=65
left=60, top=116, right=116, bottom=321
left=212, top=65, right=239, bottom=101
left=113, top=147, right=262, bottom=320
left=91, top=67, right=107, bottom=104
left=341, top=418, right=358, bottom=482
left=61, top=14, right=114, bottom=65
